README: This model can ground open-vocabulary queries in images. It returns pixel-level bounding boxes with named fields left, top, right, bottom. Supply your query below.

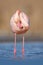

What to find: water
left=0, top=41, right=43, bottom=65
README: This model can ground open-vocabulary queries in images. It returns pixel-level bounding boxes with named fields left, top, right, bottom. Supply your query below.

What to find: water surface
left=0, top=41, right=43, bottom=65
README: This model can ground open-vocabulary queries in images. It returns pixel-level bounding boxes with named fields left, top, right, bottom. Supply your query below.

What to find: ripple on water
left=0, top=42, right=43, bottom=59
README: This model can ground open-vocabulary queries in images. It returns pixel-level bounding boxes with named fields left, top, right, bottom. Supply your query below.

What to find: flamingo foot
left=14, top=48, right=16, bottom=55
left=22, top=48, right=24, bottom=55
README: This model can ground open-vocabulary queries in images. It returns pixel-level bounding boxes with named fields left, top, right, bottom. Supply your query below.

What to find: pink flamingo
left=10, top=10, right=30, bottom=55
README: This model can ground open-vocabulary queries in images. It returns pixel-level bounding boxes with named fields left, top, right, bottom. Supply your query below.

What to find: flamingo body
left=10, top=10, right=30, bottom=56
left=10, top=10, right=30, bottom=34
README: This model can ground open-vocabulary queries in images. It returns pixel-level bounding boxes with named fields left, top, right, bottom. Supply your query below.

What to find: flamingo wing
left=10, top=15, right=20, bottom=32
left=20, top=12, right=29, bottom=27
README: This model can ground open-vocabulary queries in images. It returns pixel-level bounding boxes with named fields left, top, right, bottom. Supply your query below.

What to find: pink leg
left=22, top=35, right=24, bottom=55
left=14, top=33, right=16, bottom=56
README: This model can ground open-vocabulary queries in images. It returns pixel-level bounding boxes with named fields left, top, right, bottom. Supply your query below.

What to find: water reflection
left=0, top=42, right=43, bottom=59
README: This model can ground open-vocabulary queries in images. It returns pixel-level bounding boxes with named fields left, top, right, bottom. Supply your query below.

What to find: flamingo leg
left=22, top=34, right=24, bottom=55
left=14, top=33, right=16, bottom=55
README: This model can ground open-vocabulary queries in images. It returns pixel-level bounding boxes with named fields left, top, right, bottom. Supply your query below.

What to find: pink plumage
left=10, top=10, right=30, bottom=34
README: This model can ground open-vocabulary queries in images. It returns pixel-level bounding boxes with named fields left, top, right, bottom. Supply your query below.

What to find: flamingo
left=10, top=10, right=30, bottom=55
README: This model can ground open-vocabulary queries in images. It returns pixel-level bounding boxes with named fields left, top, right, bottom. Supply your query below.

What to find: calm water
left=0, top=41, right=43, bottom=65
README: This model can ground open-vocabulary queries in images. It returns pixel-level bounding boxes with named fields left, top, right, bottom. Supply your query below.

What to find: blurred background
left=0, top=0, right=43, bottom=42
